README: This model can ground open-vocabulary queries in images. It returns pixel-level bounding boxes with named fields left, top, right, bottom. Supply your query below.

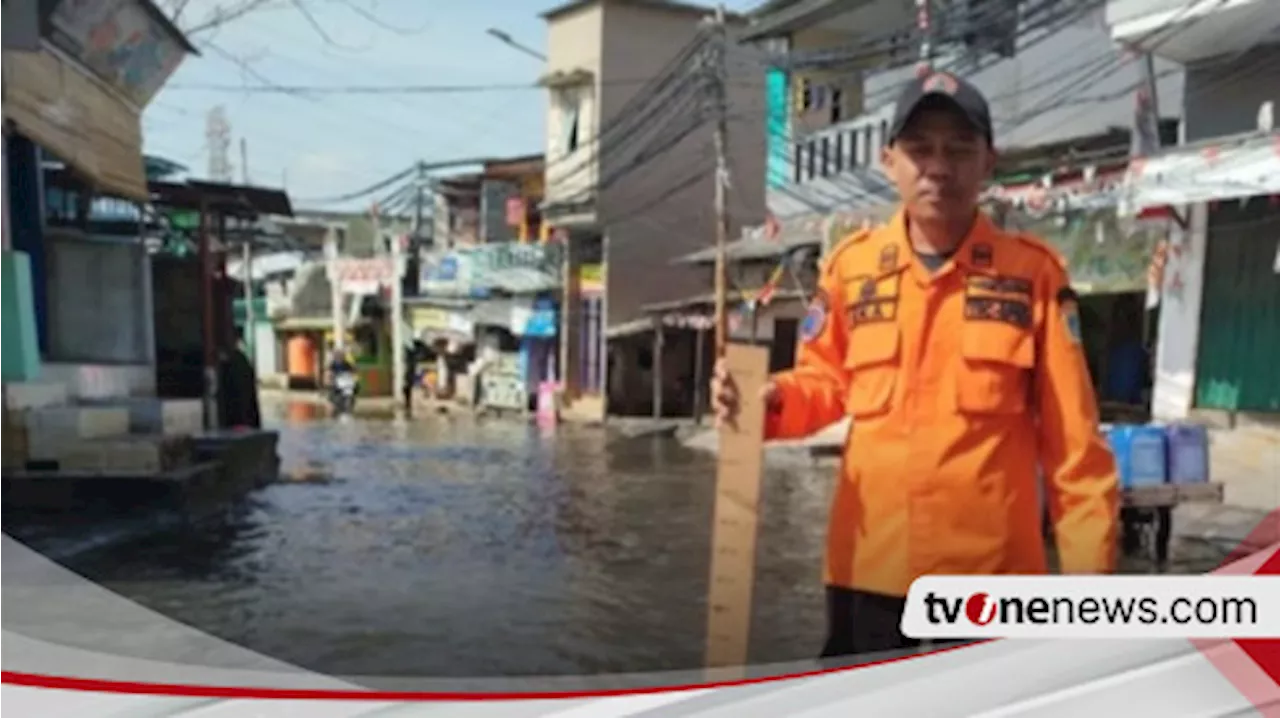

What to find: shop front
left=1121, top=130, right=1280, bottom=421
left=408, top=302, right=475, bottom=401
left=511, top=296, right=558, bottom=402
left=2, top=0, right=194, bottom=397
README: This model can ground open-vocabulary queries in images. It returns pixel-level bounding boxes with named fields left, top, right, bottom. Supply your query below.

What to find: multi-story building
left=741, top=0, right=1186, bottom=218
left=429, top=155, right=546, bottom=250
left=538, top=0, right=766, bottom=422
left=1107, top=0, right=1280, bottom=431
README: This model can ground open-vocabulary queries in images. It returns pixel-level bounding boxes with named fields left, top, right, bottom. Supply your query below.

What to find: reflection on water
left=44, top=402, right=1229, bottom=678
left=50, top=405, right=830, bottom=677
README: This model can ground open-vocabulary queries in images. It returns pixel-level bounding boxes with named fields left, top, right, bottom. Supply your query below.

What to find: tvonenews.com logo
left=922, top=590, right=1258, bottom=628
left=902, top=576, right=1280, bottom=639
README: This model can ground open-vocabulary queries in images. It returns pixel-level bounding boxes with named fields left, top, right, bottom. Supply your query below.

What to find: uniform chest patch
left=845, top=274, right=899, bottom=325
left=964, top=296, right=1032, bottom=329
left=971, top=243, right=994, bottom=268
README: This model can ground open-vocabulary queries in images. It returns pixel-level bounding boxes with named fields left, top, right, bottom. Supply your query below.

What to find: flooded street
left=36, top=400, right=1233, bottom=679
left=49, top=402, right=834, bottom=678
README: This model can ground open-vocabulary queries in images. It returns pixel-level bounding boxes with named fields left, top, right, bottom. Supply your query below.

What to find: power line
left=163, top=75, right=752, bottom=95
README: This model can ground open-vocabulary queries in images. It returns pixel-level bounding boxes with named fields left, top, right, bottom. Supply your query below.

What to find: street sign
left=0, top=0, right=39, bottom=51
left=333, top=257, right=397, bottom=295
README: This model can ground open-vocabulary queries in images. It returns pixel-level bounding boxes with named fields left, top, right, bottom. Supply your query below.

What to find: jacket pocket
left=956, top=322, right=1035, bottom=415
left=844, top=322, right=901, bottom=418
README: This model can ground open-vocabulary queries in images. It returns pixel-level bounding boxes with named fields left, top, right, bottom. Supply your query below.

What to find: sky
left=143, top=0, right=760, bottom=213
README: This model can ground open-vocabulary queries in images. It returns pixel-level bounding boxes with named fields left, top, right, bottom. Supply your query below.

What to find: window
left=830, top=87, right=844, bottom=123
left=556, top=87, right=582, bottom=154
left=794, top=77, right=811, bottom=112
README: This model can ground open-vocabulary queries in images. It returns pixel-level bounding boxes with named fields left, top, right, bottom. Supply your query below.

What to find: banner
left=1008, top=207, right=1164, bottom=295
left=46, top=0, right=188, bottom=107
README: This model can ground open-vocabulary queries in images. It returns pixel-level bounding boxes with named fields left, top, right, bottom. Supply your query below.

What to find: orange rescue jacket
left=767, top=209, right=1119, bottom=597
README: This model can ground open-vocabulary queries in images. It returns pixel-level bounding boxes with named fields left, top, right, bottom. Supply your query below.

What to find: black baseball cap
left=887, top=71, right=994, bottom=146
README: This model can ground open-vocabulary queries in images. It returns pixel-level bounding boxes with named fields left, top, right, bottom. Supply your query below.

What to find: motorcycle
left=330, top=371, right=358, bottom=415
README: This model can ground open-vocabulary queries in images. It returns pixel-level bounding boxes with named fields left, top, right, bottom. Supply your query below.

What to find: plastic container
left=1166, top=424, right=1210, bottom=485
left=1106, top=424, right=1168, bottom=489
left=536, top=381, right=560, bottom=426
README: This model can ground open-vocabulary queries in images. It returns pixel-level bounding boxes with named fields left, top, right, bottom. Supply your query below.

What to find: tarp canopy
left=1121, top=130, right=1280, bottom=212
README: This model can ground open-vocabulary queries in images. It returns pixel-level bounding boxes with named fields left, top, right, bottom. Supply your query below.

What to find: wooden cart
left=1120, top=482, right=1225, bottom=569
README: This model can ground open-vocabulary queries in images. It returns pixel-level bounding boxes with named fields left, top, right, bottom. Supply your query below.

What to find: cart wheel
left=1152, top=506, right=1172, bottom=571
left=1120, top=508, right=1143, bottom=556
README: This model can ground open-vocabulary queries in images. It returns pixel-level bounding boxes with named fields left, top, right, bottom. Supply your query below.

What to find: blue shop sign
left=435, top=256, right=459, bottom=281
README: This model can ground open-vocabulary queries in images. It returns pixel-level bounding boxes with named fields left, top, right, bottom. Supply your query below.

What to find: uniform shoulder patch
left=1056, top=285, right=1083, bottom=344
left=799, top=288, right=830, bottom=342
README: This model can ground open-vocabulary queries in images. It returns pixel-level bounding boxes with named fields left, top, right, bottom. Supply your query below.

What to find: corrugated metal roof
left=674, top=225, right=820, bottom=264
left=642, top=288, right=807, bottom=313
left=1122, top=130, right=1280, bottom=211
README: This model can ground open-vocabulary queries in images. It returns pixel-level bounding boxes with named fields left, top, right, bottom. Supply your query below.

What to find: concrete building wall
left=857, top=3, right=1186, bottom=151
left=597, top=3, right=766, bottom=329
left=1152, top=202, right=1209, bottom=421
left=543, top=4, right=605, bottom=210
left=1182, top=44, right=1280, bottom=143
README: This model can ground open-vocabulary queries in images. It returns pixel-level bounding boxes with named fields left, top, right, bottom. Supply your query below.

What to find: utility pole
left=412, top=161, right=427, bottom=242
left=1, top=125, right=10, bottom=252
left=240, top=137, right=255, bottom=363
left=326, top=224, right=344, bottom=355
left=703, top=4, right=772, bottom=678
left=0, top=48, right=11, bottom=437
left=372, top=203, right=406, bottom=418
left=205, top=106, right=232, bottom=182
left=711, top=3, right=730, bottom=356
left=915, top=0, right=935, bottom=77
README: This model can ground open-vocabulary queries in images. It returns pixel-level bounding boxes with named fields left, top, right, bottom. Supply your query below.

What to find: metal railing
left=788, top=103, right=898, bottom=185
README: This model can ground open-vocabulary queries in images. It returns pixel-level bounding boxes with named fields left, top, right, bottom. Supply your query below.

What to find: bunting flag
left=755, top=263, right=787, bottom=307
left=763, top=212, right=782, bottom=241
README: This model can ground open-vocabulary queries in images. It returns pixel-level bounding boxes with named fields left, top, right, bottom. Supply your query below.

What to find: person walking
left=711, top=72, right=1120, bottom=659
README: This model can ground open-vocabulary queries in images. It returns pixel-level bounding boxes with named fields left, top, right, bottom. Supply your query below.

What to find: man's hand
left=711, top=356, right=779, bottom=428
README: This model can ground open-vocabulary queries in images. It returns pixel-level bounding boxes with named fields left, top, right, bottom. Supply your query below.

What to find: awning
left=420, top=328, right=474, bottom=347
left=2, top=47, right=148, bottom=200
left=275, top=316, right=370, bottom=332
left=675, top=218, right=826, bottom=264
left=149, top=180, right=294, bottom=219
left=739, top=0, right=865, bottom=41
left=1121, top=131, right=1280, bottom=212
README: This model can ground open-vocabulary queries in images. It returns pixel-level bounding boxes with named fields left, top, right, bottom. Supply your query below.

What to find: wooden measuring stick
left=704, top=342, right=771, bottom=675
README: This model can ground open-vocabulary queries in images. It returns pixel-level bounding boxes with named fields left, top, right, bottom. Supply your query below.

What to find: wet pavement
left=19, top=400, right=1240, bottom=679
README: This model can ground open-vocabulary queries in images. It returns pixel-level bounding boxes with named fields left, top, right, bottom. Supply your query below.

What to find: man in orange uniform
left=712, top=72, right=1119, bottom=658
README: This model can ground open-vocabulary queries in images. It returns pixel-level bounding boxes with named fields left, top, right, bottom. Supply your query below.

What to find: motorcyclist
left=329, top=345, right=359, bottom=399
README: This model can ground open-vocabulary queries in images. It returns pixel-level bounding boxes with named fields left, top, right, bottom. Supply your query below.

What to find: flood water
left=43, top=402, right=834, bottom=678
left=30, top=400, right=1231, bottom=679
